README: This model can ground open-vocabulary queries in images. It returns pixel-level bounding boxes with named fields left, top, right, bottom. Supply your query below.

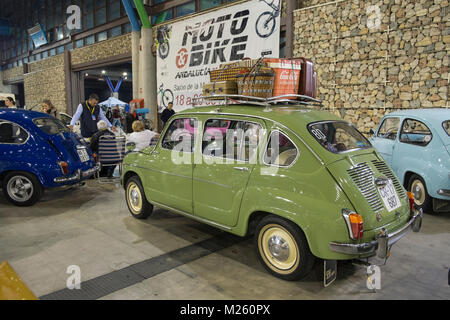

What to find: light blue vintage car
left=370, top=108, right=450, bottom=213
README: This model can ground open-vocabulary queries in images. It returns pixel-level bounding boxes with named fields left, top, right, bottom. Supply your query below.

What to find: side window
left=60, top=114, right=71, bottom=126
left=161, top=118, right=197, bottom=152
left=442, top=120, right=450, bottom=136
left=399, top=119, right=432, bottom=146
left=377, top=117, right=400, bottom=140
left=202, top=119, right=261, bottom=162
left=264, top=131, right=298, bottom=167
left=0, top=120, right=29, bottom=144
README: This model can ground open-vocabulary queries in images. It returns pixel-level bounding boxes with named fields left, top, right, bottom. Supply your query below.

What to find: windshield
left=33, top=118, right=70, bottom=135
left=443, top=120, right=450, bottom=136
left=308, top=121, right=372, bottom=153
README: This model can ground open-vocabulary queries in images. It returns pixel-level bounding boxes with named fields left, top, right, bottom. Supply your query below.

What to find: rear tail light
left=58, top=161, right=69, bottom=175
left=407, top=192, right=415, bottom=212
left=349, top=213, right=364, bottom=240
left=342, top=209, right=364, bottom=240
left=93, top=153, right=98, bottom=163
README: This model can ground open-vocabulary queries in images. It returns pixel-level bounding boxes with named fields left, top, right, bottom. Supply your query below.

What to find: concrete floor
left=0, top=180, right=448, bottom=300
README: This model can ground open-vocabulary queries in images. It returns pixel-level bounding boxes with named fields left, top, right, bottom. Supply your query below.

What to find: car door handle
left=233, top=167, right=249, bottom=172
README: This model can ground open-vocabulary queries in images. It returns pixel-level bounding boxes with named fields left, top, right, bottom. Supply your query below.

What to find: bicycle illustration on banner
left=255, top=0, right=281, bottom=38
left=157, top=83, right=174, bottom=112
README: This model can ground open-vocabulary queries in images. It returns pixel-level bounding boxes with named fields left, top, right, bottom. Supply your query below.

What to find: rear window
left=308, top=121, right=372, bottom=153
left=443, top=120, right=450, bottom=136
left=33, top=118, right=70, bottom=135
left=399, top=118, right=432, bottom=146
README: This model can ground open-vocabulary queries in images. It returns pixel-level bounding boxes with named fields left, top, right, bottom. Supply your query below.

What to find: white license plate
left=77, top=149, right=90, bottom=162
left=378, top=180, right=401, bottom=212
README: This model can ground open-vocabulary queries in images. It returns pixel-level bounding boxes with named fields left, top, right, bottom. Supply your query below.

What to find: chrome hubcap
left=127, top=183, right=142, bottom=214
left=130, top=189, right=139, bottom=206
left=268, top=235, right=290, bottom=262
left=414, top=185, right=422, bottom=201
left=7, top=176, right=33, bottom=202
left=411, top=180, right=425, bottom=206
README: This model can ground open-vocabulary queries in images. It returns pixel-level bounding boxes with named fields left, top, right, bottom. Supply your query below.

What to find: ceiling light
left=101, top=70, right=106, bottom=74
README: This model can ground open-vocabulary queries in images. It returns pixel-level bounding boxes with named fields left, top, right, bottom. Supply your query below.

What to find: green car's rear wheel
left=255, top=215, right=315, bottom=281
left=125, top=176, right=153, bottom=219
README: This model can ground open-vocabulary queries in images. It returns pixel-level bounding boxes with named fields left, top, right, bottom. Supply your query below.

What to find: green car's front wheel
left=125, top=176, right=153, bottom=219
left=255, top=215, right=315, bottom=281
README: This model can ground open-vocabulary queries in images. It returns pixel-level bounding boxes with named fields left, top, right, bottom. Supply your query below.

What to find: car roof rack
left=192, top=94, right=322, bottom=109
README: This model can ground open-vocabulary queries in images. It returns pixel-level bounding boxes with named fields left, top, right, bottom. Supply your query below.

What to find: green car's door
left=193, top=118, right=265, bottom=227
left=147, top=117, right=198, bottom=214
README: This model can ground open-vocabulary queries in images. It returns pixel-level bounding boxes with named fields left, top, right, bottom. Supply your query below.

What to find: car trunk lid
left=327, top=149, right=409, bottom=231
left=46, top=132, right=94, bottom=173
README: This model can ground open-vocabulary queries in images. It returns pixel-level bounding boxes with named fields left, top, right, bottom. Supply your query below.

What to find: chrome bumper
left=54, top=164, right=100, bottom=183
left=437, top=189, right=450, bottom=197
left=329, top=208, right=423, bottom=259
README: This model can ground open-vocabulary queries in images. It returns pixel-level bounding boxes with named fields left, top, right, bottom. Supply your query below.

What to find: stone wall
left=24, top=55, right=66, bottom=112
left=0, top=71, right=12, bottom=93
left=2, top=66, right=24, bottom=83
left=20, top=34, right=132, bottom=113
left=294, top=0, right=449, bottom=134
left=71, top=33, right=132, bottom=66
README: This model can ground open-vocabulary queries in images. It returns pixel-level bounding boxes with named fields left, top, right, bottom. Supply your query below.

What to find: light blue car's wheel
left=408, top=174, right=432, bottom=213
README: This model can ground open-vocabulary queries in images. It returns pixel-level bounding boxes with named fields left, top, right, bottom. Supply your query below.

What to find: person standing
left=112, top=105, right=122, bottom=128
left=125, top=110, right=136, bottom=134
left=41, top=99, right=60, bottom=119
left=160, top=102, right=175, bottom=128
left=5, top=97, right=16, bottom=108
left=69, top=94, right=114, bottom=139
left=105, top=107, right=113, bottom=123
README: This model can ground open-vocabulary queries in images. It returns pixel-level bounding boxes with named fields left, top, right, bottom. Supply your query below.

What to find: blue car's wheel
left=408, top=174, right=432, bottom=213
left=3, top=172, right=43, bottom=207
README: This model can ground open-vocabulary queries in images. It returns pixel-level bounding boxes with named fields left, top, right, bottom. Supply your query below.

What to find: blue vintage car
left=370, top=108, right=450, bottom=213
left=0, top=108, right=99, bottom=206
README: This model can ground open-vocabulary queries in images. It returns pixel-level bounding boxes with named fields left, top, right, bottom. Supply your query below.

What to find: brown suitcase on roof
left=296, top=58, right=316, bottom=98
left=202, top=81, right=237, bottom=96
left=313, top=71, right=317, bottom=98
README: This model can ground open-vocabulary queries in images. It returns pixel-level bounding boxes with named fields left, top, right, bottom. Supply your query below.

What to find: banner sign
left=156, top=0, right=281, bottom=112
left=28, top=24, right=48, bottom=48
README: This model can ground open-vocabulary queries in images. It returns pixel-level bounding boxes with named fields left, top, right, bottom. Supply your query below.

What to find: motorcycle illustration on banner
left=157, top=25, right=172, bottom=60
left=156, top=0, right=280, bottom=112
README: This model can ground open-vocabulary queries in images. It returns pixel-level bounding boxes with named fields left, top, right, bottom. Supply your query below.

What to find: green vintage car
left=122, top=96, right=423, bottom=283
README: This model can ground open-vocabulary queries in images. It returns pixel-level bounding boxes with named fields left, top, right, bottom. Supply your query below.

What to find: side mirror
left=369, top=129, right=375, bottom=136
left=126, top=142, right=136, bottom=152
